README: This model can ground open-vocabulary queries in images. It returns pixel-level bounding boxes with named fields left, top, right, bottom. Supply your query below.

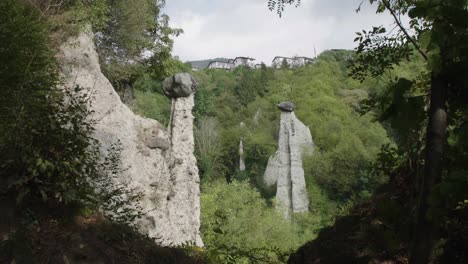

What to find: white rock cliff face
left=58, top=31, right=202, bottom=246
left=263, top=103, right=314, bottom=217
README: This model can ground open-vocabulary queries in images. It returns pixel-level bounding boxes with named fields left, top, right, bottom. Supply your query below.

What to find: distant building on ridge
left=206, top=57, right=255, bottom=70
left=207, top=60, right=235, bottom=69
left=272, top=56, right=314, bottom=68
left=205, top=55, right=313, bottom=70
left=231, top=57, right=255, bottom=67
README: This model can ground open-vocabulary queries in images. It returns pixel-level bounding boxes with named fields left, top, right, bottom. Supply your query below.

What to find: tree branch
left=382, top=0, right=428, bottom=60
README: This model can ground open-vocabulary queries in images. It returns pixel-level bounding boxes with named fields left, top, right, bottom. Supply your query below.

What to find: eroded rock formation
left=59, top=31, right=202, bottom=246
left=162, top=73, right=203, bottom=246
left=239, top=139, right=246, bottom=171
left=263, top=102, right=314, bottom=217
left=239, top=122, right=246, bottom=171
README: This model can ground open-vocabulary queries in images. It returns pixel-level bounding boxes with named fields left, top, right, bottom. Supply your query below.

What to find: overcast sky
left=163, top=0, right=396, bottom=64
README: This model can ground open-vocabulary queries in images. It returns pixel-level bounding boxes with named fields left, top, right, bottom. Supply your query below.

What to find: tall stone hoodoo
left=239, top=139, right=246, bottom=171
left=59, top=31, right=202, bottom=246
left=162, top=73, right=203, bottom=246
left=263, top=102, right=314, bottom=217
left=239, top=122, right=246, bottom=171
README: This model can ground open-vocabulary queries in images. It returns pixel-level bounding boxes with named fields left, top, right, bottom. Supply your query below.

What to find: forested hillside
left=1, top=0, right=466, bottom=263
left=130, top=24, right=467, bottom=261
left=130, top=49, right=407, bottom=262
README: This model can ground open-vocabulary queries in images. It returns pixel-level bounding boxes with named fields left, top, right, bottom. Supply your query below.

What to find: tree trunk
left=410, top=72, right=448, bottom=264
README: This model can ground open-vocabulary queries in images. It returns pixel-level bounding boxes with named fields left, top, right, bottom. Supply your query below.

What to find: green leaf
left=16, top=188, right=30, bottom=204
left=418, top=30, right=431, bottom=50
left=40, top=162, right=47, bottom=173
left=40, top=189, right=48, bottom=202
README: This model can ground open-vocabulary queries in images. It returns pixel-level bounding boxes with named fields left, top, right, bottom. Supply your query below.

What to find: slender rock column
left=239, top=122, right=246, bottom=171
left=263, top=102, right=314, bottom=218
left=162, top=73, right=203, bottom=246
left=276, top=110, right=294, bottom=217
left=239, top=139, right=246, bottom=171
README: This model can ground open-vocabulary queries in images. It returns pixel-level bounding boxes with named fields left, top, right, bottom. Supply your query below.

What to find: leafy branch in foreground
left=266, top=0, right=468, bottom=262
left=268, top=0, right=301, bottom=17
left=0, top=0, right=143, bottom=227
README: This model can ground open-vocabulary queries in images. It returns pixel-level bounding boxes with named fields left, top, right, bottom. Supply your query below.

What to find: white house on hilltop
left=272, top=56, right=314, bottom=68
left=206, top=56, right=313, bottom=70
left=292, top=57, right=314, bottom=67
left=206, top=57, right=255, bottom=70
left=272, top=56, right=294, bottom=68
left=230, top=57, right=255, bottom=67
left=207, top=60, right=235, bottom=69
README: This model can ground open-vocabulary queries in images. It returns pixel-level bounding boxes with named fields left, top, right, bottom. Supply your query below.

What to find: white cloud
left=164, top=0, right=396, bottom=65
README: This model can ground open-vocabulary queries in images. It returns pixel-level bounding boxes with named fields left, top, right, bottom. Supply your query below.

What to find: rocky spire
left=60, top=31, right=203, bottom=247
left=239, top=122, right=246, bottom=171
left=239, top=139, right=246, bottom=171
left=263, top=102, right=314, bottom=218
left=162, top=73, right=203, bottom=246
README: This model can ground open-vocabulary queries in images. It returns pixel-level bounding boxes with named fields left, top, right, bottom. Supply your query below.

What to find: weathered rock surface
left=277, top=102, right=296, bottom=112
left=239, top=139, right=246, bottom=171
left=162, top=73, right=198, bottom=98
left=239, top=122, right=246, bottom=171
left=58, top=30, right=202, bottom=246
left=263, top=103, right=314, bottom=217
left=253, top=109, right=262, bottom=124
left=164, top=74, right=203, bottom=246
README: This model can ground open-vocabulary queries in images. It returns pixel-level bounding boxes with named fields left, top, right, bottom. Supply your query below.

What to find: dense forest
left=1, top=0, right=467, bottom=263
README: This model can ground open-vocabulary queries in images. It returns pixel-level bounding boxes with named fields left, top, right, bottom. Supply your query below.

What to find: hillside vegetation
left=0, top=0, right=200, bottom=262
left=1, top=0, right=466, bottom=263
left=132, top=50, right=399, bottom=262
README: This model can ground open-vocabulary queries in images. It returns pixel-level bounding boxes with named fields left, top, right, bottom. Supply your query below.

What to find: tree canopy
left=267, top=0, right=468, bottom=262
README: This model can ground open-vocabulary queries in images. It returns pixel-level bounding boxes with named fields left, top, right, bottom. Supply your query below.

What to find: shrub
left=201, top=180, right=324, bottom=264
left=0, top=0, right=140, bottom=225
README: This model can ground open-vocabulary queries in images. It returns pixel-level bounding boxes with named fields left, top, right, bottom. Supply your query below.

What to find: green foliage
left=243, top=121, right=277, bottom=187
left=91, top=0, right=182, bottom=81
left=190, top=51, right=390, bottom=203
left=180, top=52, right=399, bottom=262
left=234, top=67, right=265, bottom=106
left=19, top=0, right=184, bottom=103
left=72, top=0, right=110, bottom=30
left=129, top=58, right=192, bottom=126
left=195, top=118, right=222, bottom=182
left=267, top=0, right=301, bottom=17
left=276, top=55, right=388, bottom=200
left=132, top=89, right=171, bottom=126
left=56, top=0, right=184, bottom=97
left=201, top=180, right=322, bottom=264
left=281, top=58, right=290, bottom=69
left=345, top=0, right=468, bottom=262
left=0, top=0, right=141, bottom=225
left=349, top=1, right=468, bottom=261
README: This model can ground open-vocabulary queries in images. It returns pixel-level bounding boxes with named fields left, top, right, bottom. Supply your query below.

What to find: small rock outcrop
left=263, top=102, right=314, bottom=217
left=59, top=31, right=202, bottom=246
